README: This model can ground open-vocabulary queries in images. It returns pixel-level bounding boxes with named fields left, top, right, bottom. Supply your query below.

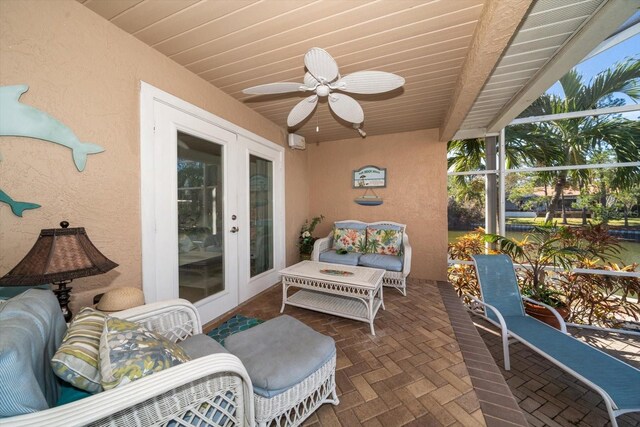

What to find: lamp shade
left=0, top=221, right=118, bottom=286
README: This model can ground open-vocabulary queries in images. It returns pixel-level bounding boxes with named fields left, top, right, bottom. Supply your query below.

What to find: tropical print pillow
left=366, top=227, right=403, bottom=255
left=99, top=316, right=190, bottom=390
left=51, top=307, right=106, bottom=393
left=333, top=227, right=366, bottom=253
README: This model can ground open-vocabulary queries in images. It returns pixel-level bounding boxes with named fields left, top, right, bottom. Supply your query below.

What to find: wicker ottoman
left=224, top=315, right=339, bottom=427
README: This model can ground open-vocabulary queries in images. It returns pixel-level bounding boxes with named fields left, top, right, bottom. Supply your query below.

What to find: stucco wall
left=0, top=0, right=308, bottom=310
left=307, top=129, right=448, bottom=281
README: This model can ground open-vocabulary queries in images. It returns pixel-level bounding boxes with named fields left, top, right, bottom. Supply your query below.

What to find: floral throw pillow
left=333, top=227, right=366, bottom=253
left=51, top=307, right=106, bottom=393
left=99, top=316, right=190, bottom=390
left=366, top=227, right=403, bottom=255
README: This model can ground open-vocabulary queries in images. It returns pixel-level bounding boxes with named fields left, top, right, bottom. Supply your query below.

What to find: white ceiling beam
left=487, top=0, right=639, bottom=133
left=439, top=0, right=534, bottom=142
left=510, top=103, right=640, bottom=125
left=452, top=128, right=500, bottom=140
left=581, top=21, right=640, bottom=62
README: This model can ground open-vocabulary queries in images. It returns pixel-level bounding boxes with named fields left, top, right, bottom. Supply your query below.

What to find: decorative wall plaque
left=353, top=165, right=386, bottom=188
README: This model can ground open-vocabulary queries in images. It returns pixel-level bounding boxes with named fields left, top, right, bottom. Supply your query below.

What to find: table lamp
left=0, top=221, right=118, bottom=321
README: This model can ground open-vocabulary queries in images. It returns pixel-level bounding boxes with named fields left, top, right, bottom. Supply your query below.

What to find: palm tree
left=448, top=59, right=640, bottom=223
left=447, top=125, right=559, bottom=211
left=447, top=138, right=486, bottom=206
left=511, top=59, right=640, bottom=222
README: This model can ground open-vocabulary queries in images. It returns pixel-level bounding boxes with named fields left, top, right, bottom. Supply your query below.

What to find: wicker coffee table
left=279, top=260, right=385, bottom=335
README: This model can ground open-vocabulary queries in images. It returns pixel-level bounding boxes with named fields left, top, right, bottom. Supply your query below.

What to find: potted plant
left=298, top=215, right=324, bottom=261
left=485, top=225, right=583, bottom=329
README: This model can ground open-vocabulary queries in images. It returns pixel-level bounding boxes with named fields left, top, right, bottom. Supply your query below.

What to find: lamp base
left=52, top=280, right=73, bottom=322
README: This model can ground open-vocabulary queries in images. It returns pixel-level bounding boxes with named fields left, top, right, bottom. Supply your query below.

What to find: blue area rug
left=207, top=314, right=263, bottom=345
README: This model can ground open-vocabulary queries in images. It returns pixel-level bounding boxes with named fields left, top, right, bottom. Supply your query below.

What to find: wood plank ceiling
left=78, top=0, right=486, bottom=142
left=79, top=0, right=633, bottom=143
left=460, top=0, right=606, bottom=133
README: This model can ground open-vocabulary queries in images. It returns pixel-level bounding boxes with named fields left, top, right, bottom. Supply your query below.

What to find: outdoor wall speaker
left=288, top=133, right=306, bottom=150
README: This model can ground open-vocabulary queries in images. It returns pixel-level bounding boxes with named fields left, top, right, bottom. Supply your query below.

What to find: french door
left=238, top=136, right=284, bottom=302
left=141, top=83, right=284, bottom=324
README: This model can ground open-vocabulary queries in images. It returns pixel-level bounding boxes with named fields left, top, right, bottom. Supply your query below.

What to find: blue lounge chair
left=468, top=254, right=640, bottom=427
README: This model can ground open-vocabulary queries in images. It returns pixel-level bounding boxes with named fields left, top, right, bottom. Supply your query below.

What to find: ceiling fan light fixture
left=316, top=85, right=330, bottom=97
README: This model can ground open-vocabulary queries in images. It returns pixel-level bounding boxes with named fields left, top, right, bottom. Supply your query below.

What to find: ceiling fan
left=242, top=48, right=405, bottom=134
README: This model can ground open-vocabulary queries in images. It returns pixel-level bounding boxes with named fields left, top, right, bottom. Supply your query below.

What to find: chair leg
left=604, top=397, right=619, bottom=427
left=501, top=328, right=511, bottom=371
left=331, top=386, right=340, bottom=405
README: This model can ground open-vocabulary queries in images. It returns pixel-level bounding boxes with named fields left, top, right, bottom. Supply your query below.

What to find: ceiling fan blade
left=304, top=47, right=339, bottom=84
left=243, top=82, right=304, bottom=95
left=287, top=95, right=318, bottom=127
left=328, top=93, right=364, bottom=124
left=303, top=72, right=319, bottom=88
left=334, top=71, right=405, bottom=94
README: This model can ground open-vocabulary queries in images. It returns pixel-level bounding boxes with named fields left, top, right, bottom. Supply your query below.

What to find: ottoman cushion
left=224, top=315, right=335, bottom=398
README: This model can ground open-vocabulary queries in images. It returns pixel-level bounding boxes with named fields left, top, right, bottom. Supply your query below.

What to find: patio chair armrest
left=522, top=296, right=568, bottom=333
left=463, top=293, right=514, bottom=370
left=3, top=353, right=255, bottom=427
left=116, top=298, right=203, bottom=341
left=402, top=233, right=411, bottom=277
left=463, top=294, right=508, bottom=332
left=311, top=233, right=332, bottom=261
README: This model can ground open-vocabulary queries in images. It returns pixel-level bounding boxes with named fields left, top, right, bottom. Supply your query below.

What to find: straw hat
left=96, top=287, right=145, bottom=312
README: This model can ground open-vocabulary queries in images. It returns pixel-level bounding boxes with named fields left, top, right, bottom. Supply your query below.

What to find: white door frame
left=140, top=82, right=285, bottom=315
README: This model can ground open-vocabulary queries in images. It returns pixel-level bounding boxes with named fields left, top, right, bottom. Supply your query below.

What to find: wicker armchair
left=4, top=299, right=255, bottom=427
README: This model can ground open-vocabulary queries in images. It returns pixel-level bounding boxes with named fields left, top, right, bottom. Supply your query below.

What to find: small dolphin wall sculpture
left=0, top=189, right=40, bottom=217
left=0, top=84, right=105, bottom=217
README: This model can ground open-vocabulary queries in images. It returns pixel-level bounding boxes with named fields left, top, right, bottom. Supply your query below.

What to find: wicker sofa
left=1, top=290, right=338, bottom=427
left=1, top=289, right=254, bottom=427
left=311, top=220, right=412, bottom=295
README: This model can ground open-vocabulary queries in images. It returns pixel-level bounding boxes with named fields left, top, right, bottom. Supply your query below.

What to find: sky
left=545, top=25, right=639, bottom=120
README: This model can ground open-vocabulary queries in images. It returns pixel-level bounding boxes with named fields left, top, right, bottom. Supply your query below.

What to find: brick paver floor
left=202, top=276, right=639, bottom=426
left=204, top=278, right=525, bottom=426
left=473, top=316, right=640, bottom=427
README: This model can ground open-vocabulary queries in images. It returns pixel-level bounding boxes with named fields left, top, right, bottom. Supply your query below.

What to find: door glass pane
left=250, top=155, right=273, bottom=277
left=177, top=132, right=224, bottom=303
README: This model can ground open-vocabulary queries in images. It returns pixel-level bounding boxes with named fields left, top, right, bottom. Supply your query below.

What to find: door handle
left=230, top=226, right=239, bottom=233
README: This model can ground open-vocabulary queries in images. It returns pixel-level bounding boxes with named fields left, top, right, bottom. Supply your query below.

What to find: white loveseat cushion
left=319, top=249, right=361, bottom=266
left=359, top=253, right=403, bottom=272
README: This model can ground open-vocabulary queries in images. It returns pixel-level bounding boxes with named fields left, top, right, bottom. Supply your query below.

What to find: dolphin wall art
left=0, top=85, right=104, bottom=171
left=0, top=189, right=40, bottom=217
